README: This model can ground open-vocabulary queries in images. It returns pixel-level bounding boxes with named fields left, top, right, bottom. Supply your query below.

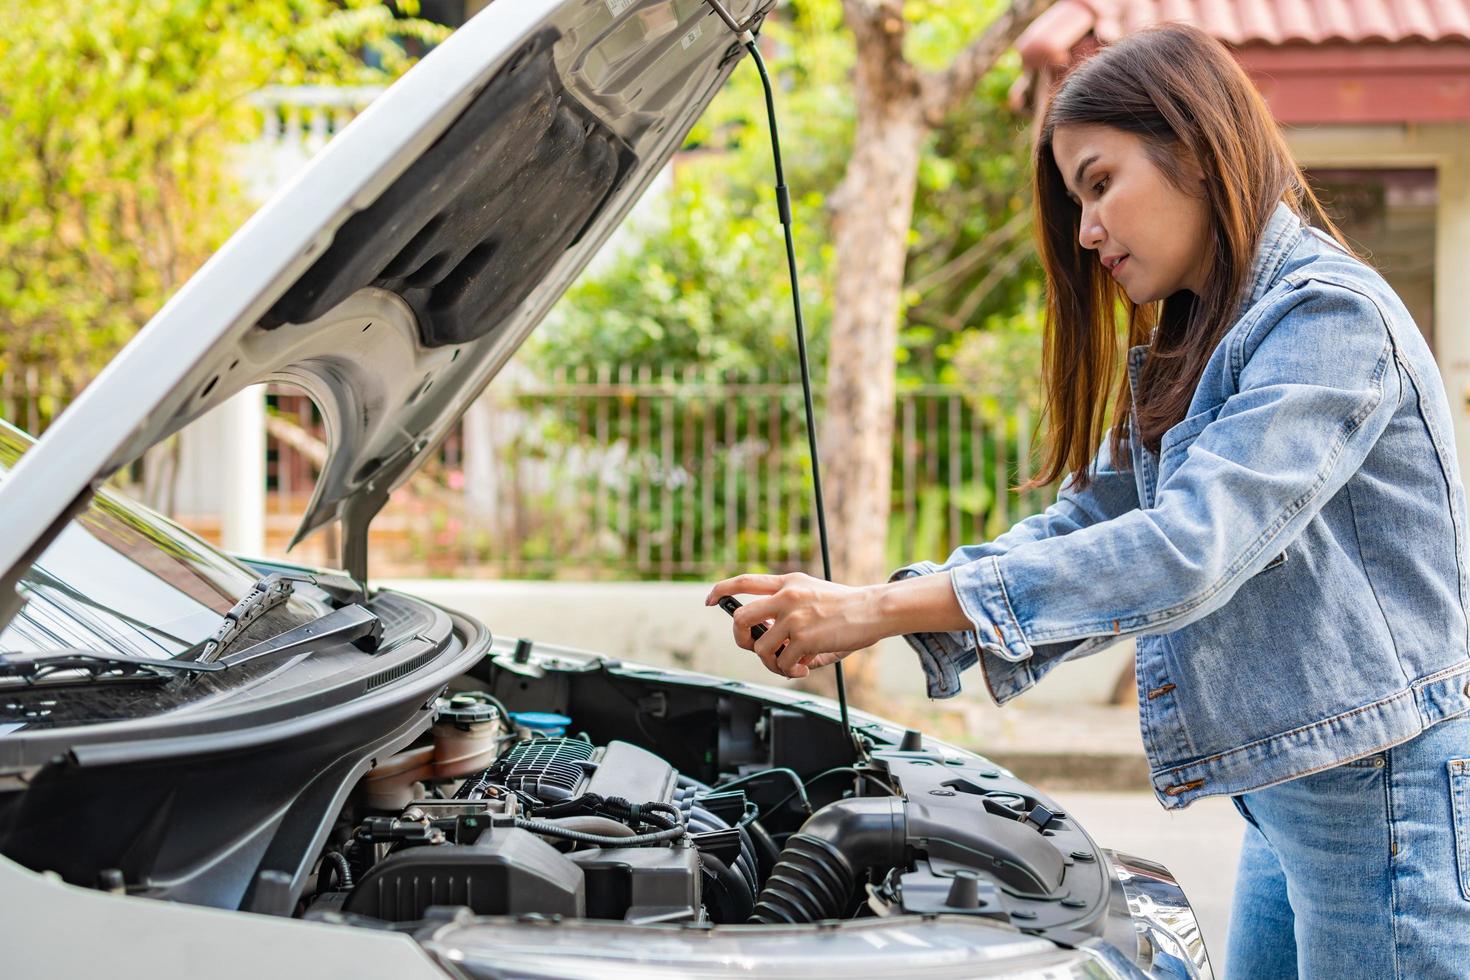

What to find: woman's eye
left=1092, top=176, right=1109, bottom=195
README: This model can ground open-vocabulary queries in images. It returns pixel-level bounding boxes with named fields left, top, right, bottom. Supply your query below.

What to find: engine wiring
left=319, top=850, right=355, bottom=892
left=762, top=765, right=897, bottom=817
left=712, top=766, right=811, bottom=813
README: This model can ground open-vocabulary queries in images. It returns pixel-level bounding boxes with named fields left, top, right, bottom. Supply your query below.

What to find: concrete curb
left=979, top=749, right=1154, bottom=793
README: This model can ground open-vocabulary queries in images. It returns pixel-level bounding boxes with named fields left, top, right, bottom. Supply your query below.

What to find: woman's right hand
left=704, top=572, right=885, bottom=677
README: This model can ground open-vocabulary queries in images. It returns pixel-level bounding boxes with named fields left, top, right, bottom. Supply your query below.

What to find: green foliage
left=905, top=51, right=1042, bottom=380
left=902, top=0, right=1012, bottom=69
left=519, top=0, right=851, bottom=576
left=535, top=172, right=833, bottom=375
left=950, top=301, right=1044, bottom=427
left=0, top=0, right=447, bottom=425
left=531, top=0, right=1044, bottom=393
left=511, top=0, right=1055, bottom=579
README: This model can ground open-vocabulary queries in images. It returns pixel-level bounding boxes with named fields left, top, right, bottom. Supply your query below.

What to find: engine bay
left=302, top=640, right=1112, bottom=936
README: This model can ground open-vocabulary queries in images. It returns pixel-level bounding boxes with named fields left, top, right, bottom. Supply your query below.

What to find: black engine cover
left=343, top=827, right=584, bottom=921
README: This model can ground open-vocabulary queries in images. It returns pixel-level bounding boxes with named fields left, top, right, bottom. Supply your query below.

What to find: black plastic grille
left=367, top=592, right=429, bottom=638
left=489, top=737, right=596, bottom=802
left=363, top=647, right=437, bottom=692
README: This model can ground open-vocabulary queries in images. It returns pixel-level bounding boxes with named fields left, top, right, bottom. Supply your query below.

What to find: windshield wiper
left=0, top=649, right=225, bottom=689
left=188, top=569, right=378, bottom=665
left=0, top=565, right=385, bottom=692
left=192, top=573, right=297, bottom=664
left=212, top=603, right=381, bottom=668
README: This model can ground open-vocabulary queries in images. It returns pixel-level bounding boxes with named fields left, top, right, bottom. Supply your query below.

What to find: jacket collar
left=1243, top=200, right=1305, bottom=309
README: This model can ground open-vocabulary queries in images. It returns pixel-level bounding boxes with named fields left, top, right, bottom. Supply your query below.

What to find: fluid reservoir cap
left=436, top=691, right=502, bottom=729
left=509, top=711, right=571, bottom=736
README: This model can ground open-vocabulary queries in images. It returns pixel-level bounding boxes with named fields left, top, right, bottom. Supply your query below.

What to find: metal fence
left=0, top=367, right=70, bottom=438
left=360, top=366, right=1052, bottom=579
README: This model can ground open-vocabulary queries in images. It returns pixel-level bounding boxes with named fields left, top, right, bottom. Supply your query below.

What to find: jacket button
left=1463, top=681, right=1470, bottom=698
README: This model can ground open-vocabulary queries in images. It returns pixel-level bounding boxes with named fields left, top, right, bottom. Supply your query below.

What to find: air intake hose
left=748, top=796, right=906, bottom=923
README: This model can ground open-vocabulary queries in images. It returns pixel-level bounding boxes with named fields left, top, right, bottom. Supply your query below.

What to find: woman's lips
left=1109, top=255, right=1129, bottom=279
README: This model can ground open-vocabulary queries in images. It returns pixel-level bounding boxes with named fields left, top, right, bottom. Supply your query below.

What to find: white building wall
left=1287, top=122, right=1470, bottom=495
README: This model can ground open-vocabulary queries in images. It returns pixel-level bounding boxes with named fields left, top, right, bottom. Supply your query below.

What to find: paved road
left=1049, top=791, right=1245, bottom=977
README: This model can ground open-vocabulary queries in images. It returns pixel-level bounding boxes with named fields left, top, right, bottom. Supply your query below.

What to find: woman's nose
left=1078, top=215, right=1105, bottom=251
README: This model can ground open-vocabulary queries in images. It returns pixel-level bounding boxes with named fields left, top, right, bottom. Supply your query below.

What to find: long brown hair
left=1030, top=23, right=1349, bottom=490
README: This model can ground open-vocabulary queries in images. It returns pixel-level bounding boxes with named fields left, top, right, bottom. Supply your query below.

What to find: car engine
left=326, top=734, right=728, bottom=924
left=309, top=680, right=1109, bottom=933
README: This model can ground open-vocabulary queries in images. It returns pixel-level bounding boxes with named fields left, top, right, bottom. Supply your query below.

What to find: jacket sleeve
left=888, top=435, right=1140, bottom=699
left=947, top=281, right=1399, bottom=702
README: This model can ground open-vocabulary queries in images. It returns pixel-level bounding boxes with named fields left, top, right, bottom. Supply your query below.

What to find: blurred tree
left=0, top=0, right=446, bottom=429
left=903, top=37, right=1043, bottom=381
left=531, top=1, right=854, bottom=378
left=533, top=168, right=834, bottom=377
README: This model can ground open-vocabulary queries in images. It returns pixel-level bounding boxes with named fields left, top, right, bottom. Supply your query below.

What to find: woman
left=706, top=23, right=1470, bottom=978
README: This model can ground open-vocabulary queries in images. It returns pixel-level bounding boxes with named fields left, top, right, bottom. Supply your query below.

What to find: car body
left=0, top=0, right=1212, bottom=976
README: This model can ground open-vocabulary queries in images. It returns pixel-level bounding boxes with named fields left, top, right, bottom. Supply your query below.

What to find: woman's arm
left=710, top=571, right=975, bottom=650
left=956, top=282, right=1396, bottom=663
left=884, top=436, right=1140, bottom=697
left=706, top=433, right=1140, bottom=690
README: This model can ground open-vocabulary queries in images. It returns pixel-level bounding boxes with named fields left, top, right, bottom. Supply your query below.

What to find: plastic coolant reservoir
left=430, top=692, right=508, bottom=779
left=509, top=711, right=572, bottom=737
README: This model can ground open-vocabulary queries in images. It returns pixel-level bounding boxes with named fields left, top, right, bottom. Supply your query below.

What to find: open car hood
left=0, top=0, right=770, bottom=620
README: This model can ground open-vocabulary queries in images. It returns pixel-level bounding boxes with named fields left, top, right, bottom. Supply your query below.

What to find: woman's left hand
left=704, top=572, right=888, bottom=678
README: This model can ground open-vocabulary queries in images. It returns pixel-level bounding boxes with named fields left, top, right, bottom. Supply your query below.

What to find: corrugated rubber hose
left=748, top=797, right=906, bottom=923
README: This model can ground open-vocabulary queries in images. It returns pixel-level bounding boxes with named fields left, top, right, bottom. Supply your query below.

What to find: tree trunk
left=814, top=105, right=925, bottom=702
left=800, top=0, right=924, bottom=704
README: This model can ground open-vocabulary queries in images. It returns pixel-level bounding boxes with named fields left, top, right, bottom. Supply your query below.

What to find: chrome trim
left=1103, top=849, right=1214, bottom=979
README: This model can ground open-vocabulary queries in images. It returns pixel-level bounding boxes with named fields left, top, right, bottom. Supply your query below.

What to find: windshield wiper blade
left=0, top=649, right=225, bottom=688
left=193, top=573, right=296, bottom=664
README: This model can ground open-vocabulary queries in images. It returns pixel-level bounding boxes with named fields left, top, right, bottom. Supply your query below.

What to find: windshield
left=0, top=420, right=323, bottom=662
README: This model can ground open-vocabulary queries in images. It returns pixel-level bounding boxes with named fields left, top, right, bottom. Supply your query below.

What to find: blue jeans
left=1224, top=714, right=1470, bottom=978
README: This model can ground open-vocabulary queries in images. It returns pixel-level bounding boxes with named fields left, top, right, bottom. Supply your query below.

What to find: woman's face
left=1051, top=123, right=1212, bottom=304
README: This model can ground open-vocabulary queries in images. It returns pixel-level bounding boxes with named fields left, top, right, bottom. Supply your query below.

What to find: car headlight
left=418, top=915, right=1148, bottom=979
left=1101, top=850, right=1214, bottom=979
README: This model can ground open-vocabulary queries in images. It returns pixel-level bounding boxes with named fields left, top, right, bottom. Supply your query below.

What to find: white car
left=0, top=0, right=1210, bottom=976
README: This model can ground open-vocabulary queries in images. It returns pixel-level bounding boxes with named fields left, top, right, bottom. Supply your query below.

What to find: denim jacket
left=891, top=201, right=1470, bottom=809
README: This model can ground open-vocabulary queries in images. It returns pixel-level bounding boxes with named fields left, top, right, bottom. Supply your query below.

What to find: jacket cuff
left=951, top=555, right=1034, bottom=662
left=887, top=561, right=1039, bottom=705
left=977, top=647, right=1034, bottom=705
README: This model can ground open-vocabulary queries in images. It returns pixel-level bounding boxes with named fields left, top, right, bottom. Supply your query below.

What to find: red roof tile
left=1018, top=0, right=1470, bottom=69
